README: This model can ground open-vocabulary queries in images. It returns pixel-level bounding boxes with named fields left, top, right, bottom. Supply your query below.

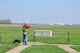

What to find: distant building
left=55, top=23, right=64, bottom=26
left=49, top=23, right=54, bottom=26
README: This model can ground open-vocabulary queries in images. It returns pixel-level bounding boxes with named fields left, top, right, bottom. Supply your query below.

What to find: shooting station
left=34, top=30, right=52, bottom=37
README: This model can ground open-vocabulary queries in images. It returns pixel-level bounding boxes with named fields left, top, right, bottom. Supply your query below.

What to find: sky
left=0, top=0, right=80, bottom=24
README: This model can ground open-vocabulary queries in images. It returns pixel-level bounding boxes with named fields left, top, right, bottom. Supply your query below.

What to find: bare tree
left=0, top=18, right=12, bottom=24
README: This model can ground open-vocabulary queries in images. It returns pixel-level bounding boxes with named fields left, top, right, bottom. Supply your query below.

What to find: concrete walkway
left=57, top=44, right=80, bottom=53
left=33, top=42, right=80, bottom=53
left=6, top=42, right=33, bottom=53
left=6, top=42, right=80, bottom=53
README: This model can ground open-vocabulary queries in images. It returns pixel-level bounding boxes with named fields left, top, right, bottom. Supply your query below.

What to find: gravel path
left=6, top=42, right=80, bottom=53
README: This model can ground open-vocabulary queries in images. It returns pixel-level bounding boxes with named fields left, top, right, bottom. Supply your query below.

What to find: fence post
left=0, top=32, right=1, bottom=43
left=67, top=32, right=70, bottom=44
left=33, top=32, right=36, bottom=42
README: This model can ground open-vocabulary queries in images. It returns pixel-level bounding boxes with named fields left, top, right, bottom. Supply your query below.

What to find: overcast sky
left=0, top=0, right=80, bottom=24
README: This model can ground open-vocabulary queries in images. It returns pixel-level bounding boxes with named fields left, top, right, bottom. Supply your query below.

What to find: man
left=22, top=23, right=30, bottom=45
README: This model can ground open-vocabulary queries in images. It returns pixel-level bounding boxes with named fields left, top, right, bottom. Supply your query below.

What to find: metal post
left=67, top=32, right=70, bottom=44
left=0, top=32, right=1, bottom=43
left=33, top=32, right=36, bottom=42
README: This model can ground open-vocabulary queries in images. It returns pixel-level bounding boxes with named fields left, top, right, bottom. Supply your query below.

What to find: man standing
left=22, top=23, right=30, bottom=45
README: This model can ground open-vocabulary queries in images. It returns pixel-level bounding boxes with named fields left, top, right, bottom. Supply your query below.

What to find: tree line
left=0, top=18, right=12, bottom=24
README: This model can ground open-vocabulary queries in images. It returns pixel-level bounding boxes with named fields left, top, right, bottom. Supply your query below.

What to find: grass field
left=21, top=45, right=68, bottom=53
left=0, top=25, right=80, bottom=53
left=29, top=25, right=80, bottom=44
left=0, top=43, right=17, bottom=53
left=70, top=46, right=80, bottom=52
left=0, top=26, right=21, bottom=53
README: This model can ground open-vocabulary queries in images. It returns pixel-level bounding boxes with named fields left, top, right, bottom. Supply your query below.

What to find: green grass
left=0, top=43, right=17, bottom=53
left=0, top=26, right=21, bottom=53
left=70, top=46, right=80, bottom=52
left=0, top=25, right=80, bottom=53
left=0, top=26, right=22, bottom=43
left=29, top=25, right=80, bottom=44
left=20, top=45, right=68, bottom=53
